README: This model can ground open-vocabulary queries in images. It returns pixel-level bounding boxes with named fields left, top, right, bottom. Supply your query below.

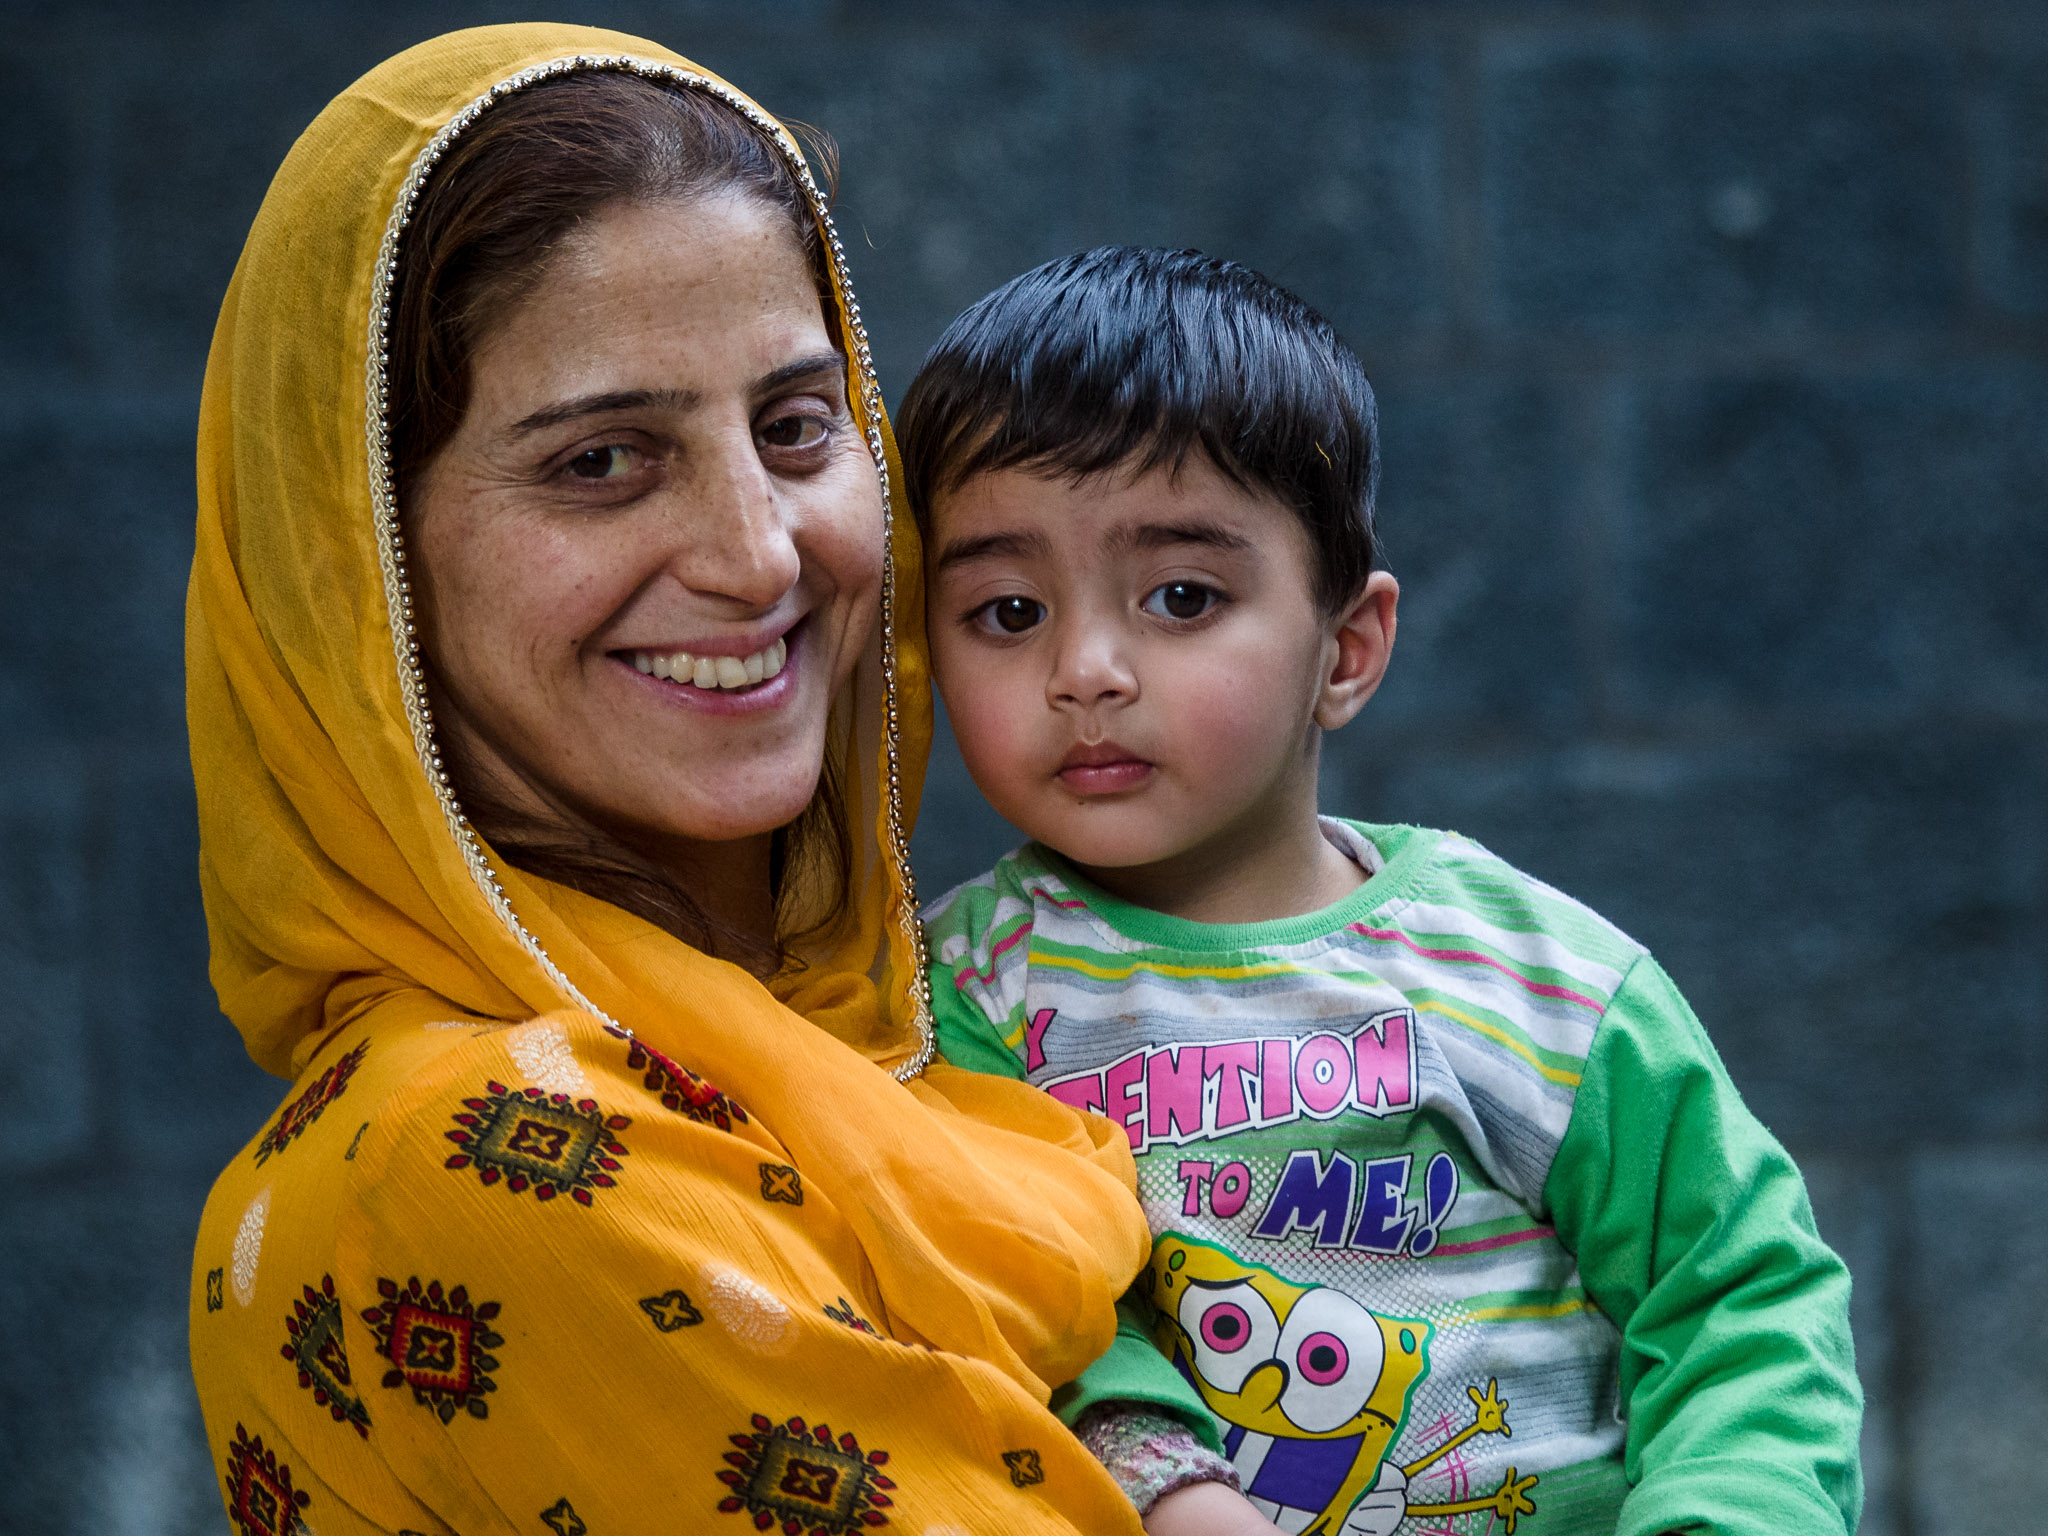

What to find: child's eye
left=1142, top=581, right=1220, bottom=621
left=566, top=444, right=636, bottom=480
left=972, top=596, right=1047, bottom=636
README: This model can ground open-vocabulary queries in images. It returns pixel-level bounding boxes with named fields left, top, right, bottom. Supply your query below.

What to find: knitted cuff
left=1073, top=1401, right=1242, bottom=1515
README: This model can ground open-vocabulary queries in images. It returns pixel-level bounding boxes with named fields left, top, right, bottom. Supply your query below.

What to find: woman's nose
left=1047, top=623, right=1138, bottom=712
left=665, top=434, right=801, bottom=609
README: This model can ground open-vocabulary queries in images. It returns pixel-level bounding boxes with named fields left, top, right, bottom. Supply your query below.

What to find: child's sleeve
left=1051, top=1287, right=1224, bottom=1452
left=1544, top=954, right=1862, bottom=1536
left=921, top=875, right=1031, bottom=1080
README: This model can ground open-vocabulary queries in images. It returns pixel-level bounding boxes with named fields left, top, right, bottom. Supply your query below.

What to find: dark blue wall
left=2, top=4, right=2042, bottom=1532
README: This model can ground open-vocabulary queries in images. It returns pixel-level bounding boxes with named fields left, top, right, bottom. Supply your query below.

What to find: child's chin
left=1034, top=821, right=1180, bottom=872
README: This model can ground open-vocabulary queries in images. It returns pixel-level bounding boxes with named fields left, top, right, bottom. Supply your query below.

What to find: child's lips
left=1057, top=742, right=1154, bottom=794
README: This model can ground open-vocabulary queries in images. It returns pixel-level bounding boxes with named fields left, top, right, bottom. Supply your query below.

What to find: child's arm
left=1144, top=1482, right=1286, bottom=1536
left=1050, top=1288, right=1224, bottom=1449
left=1545, top=955, right=1863, bottom=1536
left=922, top=873, right=1036, bottom=1082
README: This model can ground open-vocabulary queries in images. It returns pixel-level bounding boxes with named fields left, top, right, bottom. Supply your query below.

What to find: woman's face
left=412, top=194, right=883, bottom=865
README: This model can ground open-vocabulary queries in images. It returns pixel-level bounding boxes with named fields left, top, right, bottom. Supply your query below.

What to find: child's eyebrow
left=933, top=530, right=1055, bottom=570
left=1107, top=519, right=1255, bottom=556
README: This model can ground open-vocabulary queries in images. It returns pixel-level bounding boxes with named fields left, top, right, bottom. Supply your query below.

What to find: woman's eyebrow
left=754, top=350, right=849, bottom=398
left=501, top=352, right=846, bottom=440
left=934, top=529, right=1055, bottom=570
left=504, top=387, right=698, bottom=439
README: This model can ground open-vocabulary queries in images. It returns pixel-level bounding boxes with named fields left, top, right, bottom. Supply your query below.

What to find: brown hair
left=388, top=68, right=851, bottom=976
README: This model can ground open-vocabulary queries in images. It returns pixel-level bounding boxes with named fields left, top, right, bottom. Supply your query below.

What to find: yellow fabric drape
left=186, top=25, right=1149, bottom=1535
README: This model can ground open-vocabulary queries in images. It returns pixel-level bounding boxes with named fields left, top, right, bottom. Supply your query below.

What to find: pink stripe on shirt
left=955, top=920, right=1035, bottom=991
left=1347, top=924, right=1605, bottom=1013
left=1431, top=1225, right=1558, bottom=1258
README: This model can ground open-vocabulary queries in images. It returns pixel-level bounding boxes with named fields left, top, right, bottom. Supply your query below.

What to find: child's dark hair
left=897, top=246, right=1380, bottom=614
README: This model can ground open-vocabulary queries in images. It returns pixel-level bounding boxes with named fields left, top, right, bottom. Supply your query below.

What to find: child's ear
left=1314, top=571, right=1398, bottom=731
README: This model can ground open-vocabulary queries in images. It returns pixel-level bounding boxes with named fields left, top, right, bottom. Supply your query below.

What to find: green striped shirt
left=924, top=820, right=1860, bottom=1536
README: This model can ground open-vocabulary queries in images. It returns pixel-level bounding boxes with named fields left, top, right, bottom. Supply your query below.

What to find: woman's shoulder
left=192, top=999, right=791, bottom=1529
left=197, top=1000, right=755, bottom=1254
left=191, top=1000, right=533, bottom=1356
left=191, top=1004, right=604, bottom=1347
left=190, top=1002, right=523, bottom=1532
left=194, top=997, right=790, bottom=1324
left=198, top=1002, right=522, bottom=1223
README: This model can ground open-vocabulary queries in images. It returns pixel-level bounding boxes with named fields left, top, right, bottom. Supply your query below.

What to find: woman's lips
left=613, top=625, right=800, bottom=716
left=1057, top=742, right=1153, bottom=794
left=624, top=632, right=788, bottom=691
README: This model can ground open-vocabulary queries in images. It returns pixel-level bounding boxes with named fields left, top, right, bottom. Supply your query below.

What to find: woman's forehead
left=462, top=197, right=839, bottom=425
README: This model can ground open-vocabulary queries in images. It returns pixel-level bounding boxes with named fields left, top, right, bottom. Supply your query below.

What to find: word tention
left=1043, top=1009, right=1418, bottom=1153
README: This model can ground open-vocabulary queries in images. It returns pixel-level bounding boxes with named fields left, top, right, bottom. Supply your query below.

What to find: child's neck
left=1065, top=807, right=1367, bottom=927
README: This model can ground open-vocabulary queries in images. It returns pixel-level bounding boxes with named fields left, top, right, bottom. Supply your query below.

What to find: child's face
left=926, top=455, right=1383, bottom=876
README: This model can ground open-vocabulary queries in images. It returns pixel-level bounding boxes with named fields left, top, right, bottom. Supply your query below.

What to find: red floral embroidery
left=605, top=1024, right=749, bottom=1130
left=280, top=1275, right=369, bottom=1437
left=821, top=1297, right=879, bottom=1336
left=443, top=1081, right=628, bottom=1206
left=360, top=1276, right=504, bottom=1423
left=223, top=1424, right=311, bottom=1536
left=718, top=1414, right=894, bottom=1534
left=254, top=1042, right=368, bottom=1164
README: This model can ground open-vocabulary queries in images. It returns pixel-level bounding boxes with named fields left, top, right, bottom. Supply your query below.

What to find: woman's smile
left=614, top=622, right=799, bottom=714
left=411, top=193, right=883, bottom=855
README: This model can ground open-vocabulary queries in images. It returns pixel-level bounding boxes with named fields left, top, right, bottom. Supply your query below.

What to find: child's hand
left=1142, top=1480, right=1286, bottom=1536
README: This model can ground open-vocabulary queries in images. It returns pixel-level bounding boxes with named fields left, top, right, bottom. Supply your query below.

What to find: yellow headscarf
left=188, top=24, right=1148, bottom=1535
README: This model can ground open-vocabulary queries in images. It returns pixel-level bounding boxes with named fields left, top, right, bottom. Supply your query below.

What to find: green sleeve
left=921, top=877, right=1030, bottom=1079
left=928, top=963, right=1027, bottom=1079
left=1050, top=1286, right=1223, bottom=1452
left=1545, top=955, right=1862, bottom=1536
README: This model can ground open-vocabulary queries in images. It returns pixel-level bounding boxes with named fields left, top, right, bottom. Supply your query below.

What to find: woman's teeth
left=629, top=637, right=787, bottom=691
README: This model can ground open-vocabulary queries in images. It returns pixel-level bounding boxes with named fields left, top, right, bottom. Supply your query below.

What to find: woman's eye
left=1143, top=582, right=1220, bottom=621
left=974, top=596, right=1046, bottom=636
left=758, top=413, right=829, bottom=450
left=566, top=445, right=634, bottom=481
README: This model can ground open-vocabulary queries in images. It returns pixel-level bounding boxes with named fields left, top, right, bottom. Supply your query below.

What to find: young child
left=900, top=248, right=1861, bottom=1536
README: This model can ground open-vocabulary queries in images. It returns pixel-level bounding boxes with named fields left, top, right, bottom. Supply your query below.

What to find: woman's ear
left=1313, top=570, right=1399, bottom=731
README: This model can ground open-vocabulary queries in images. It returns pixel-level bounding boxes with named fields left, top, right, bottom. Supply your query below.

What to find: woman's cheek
left=436, top=501, right=594, bottom=639
left=819, top=500, right=886, bottom=598
left=815, top=446, right=887, bottom=568
left=803, top=479, right=886, bottom=675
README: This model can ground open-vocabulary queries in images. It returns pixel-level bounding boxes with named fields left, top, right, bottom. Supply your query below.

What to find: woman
left=188, top=25, right=1215, bottom=1535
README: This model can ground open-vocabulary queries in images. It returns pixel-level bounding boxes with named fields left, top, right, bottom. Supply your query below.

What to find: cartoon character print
left=1146, top=1235, right=1537, bottom=1535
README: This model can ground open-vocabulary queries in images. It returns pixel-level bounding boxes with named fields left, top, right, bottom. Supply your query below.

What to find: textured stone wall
left=1, top=3, right=2041, bottom=1531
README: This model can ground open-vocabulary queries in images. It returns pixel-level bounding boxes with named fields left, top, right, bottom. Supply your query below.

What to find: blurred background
left=1, top=1, right=2042, bottom=1531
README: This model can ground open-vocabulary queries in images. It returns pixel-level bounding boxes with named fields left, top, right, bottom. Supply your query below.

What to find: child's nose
left=1047, top=629, right=1138, bottom=710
